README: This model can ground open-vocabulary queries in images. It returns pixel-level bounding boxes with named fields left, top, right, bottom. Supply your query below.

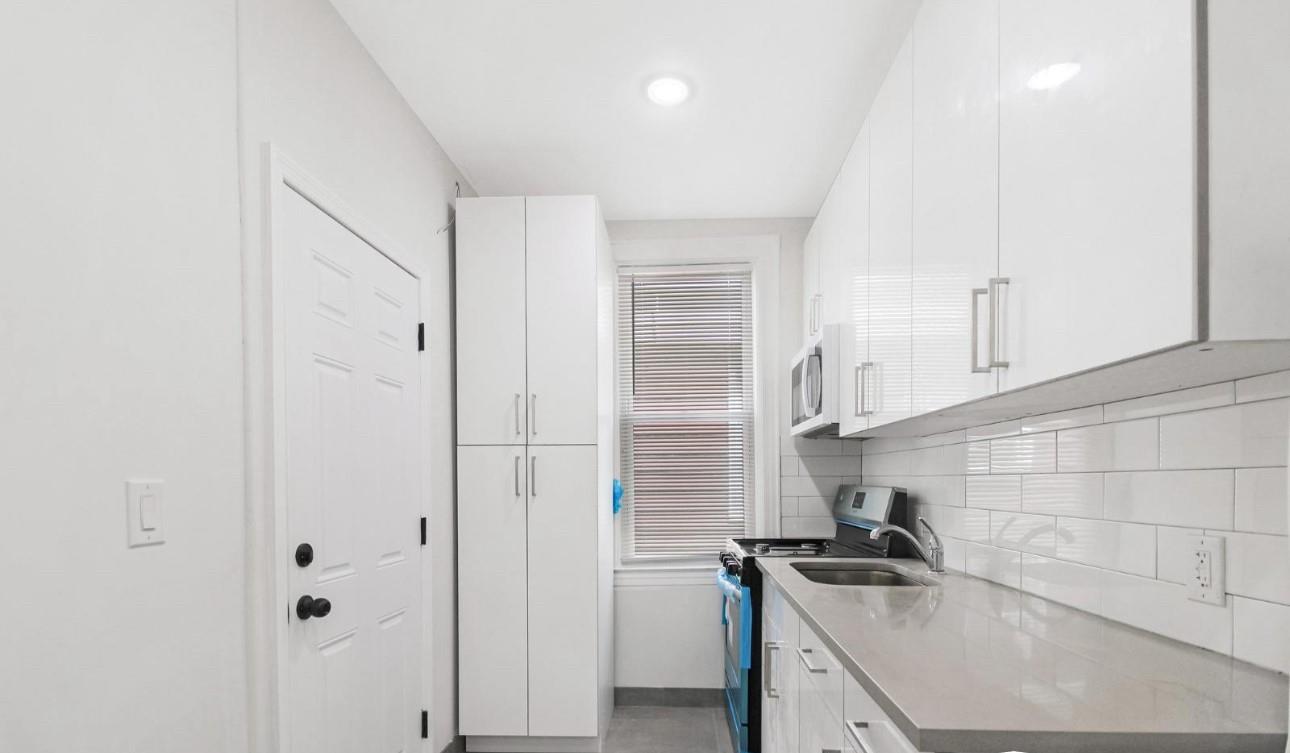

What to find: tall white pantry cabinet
left=455, top=196, right=615, bottom=752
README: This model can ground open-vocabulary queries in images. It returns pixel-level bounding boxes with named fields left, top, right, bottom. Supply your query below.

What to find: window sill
left=613, top=562, right=719, bottom=588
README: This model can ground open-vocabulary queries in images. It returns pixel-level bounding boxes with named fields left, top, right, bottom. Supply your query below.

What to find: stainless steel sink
left=790, top=561, right=931, bottom=587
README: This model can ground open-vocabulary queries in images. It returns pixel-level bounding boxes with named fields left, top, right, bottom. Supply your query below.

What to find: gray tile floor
left=603, top=706, right=736, bottom=753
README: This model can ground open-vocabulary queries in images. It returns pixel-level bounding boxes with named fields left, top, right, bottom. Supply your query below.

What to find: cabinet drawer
left=796, top=622, right=843, bottom=725
left=844, top=671, right=918, bottom=753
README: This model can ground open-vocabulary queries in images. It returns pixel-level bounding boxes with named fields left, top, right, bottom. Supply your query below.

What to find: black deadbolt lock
left=295, top=542, right=314, bottom=567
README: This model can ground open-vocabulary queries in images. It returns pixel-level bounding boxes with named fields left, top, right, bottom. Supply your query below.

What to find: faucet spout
left=870, top=517, right=945, bottom=573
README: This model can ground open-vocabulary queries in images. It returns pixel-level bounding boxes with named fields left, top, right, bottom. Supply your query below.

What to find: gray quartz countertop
left=757, top=557, right=1288, bottom=753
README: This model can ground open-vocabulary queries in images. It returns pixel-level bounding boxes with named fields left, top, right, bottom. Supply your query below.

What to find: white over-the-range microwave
left=789, top=324, right=840, bottom=437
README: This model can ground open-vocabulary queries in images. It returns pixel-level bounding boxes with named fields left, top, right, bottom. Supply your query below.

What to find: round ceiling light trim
left=646, top=76, right=691, bottom=107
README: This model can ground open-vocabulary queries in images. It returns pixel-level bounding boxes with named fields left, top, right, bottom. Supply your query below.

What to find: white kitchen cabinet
left=802, top=223, right=822, bottom=339
left=457, top=196, right=601, bottom=445
left=911, top=0, right=1000, bottom=414
left=762, top=581, right=800, bottom=753
left=865, top=35, right=914, bottom=430
left=455, top=196, right=613, bottom=750
left=455, top=198, right=528, bottom=445
left=835, top=125, right=872, bottom=438
left=527, top=445, right=599, bottom=736
left=996, top=0, right=1197, bottom=392
left=843, top=672, right=920, bottom=753
left=798, top=658, right=843, bottom=753
left=457, top=444, right=529, bottom=735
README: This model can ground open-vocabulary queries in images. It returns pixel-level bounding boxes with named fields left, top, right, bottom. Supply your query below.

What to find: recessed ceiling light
left=1026, top=62, right=1081, bottom=91
left=646, top=76, right=690, bottom=107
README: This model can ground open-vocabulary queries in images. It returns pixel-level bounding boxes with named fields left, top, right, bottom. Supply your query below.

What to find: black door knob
left=296, top=595, right=332, bottom=620
left=295, top=542, right=314, bottom=567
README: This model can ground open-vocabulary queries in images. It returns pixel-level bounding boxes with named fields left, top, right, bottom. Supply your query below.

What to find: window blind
left=618, top=267, right=754, bottom=560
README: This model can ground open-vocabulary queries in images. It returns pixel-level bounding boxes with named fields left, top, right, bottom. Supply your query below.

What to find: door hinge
left=421, top=710, right=429, bottom=739
left=420, top=516, right=427, bottom=546
left=417, top=322, right=425, bottom=352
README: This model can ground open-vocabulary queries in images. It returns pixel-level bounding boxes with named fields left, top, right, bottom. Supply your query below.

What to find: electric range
left=716, top=485, right=910, bottom=753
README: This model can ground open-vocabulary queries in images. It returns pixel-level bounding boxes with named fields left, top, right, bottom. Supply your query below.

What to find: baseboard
left=439, top=736, right=465, bottom=753
left=614, top=687, right=724, bottom=708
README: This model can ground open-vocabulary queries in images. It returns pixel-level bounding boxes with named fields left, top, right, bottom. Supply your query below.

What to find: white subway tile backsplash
left=1233, top=596, right=1290, bottom=673
left=966, top=441, right=990, bottom=475
left=1103, top=470, right=1235, bottom=529
left=799, top=455, right=864, bottom=477
left=1020, top=554, right=1103, bottom=615
left=794, top=495, right=834, bottom=518
left=1100, top=571, right=1233, bottom=655
left=966, top=475, right=1021, bottom=511
left=965, top=543, right=1022, bottom=589
left=902, top=474, right=966, bottom=507
left=1217, top=531, right=1290, bottom=605
left=1022, top=473, right=1104, bottom=518
left=1021, top=405, right=1104, bottom=434
left=780, top=456, right=800, bottom=476
left=1156, top=525, right=1207, bottom=586
left=1103, top=382, right=1234, bottom=423
left=1054, top=517, right=1157, bottom=577
left=863, top=449, right=911, bottom=477
left=1057, top=419, right=1159, bottom=473
left=843, top=440, right=865, bottom=456
left=1235, top=370, right=1290, bottom=404
left=1159, top=399, right=1289, bottom=469
left=967, top=420, right=1021, bottom=441
left=1235, top=467, right=1288, bottom=535
left=781, top=516, right=837, bottom=538
left=790, top=437, right=846, bottom=456
left=779, top=497, right=798, bottom=517
left=780, top=475, right=841, bottom=497
left=990, top=433, right=1057, bottom=474
left=990, top=512, right=1056, bottom=556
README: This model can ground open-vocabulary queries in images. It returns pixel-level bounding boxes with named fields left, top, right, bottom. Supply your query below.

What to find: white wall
left=607, top=218, right=810, bottom=689
left=0, top=2, right=246, bottom=750
left=235, top=0, right=473, bottom=750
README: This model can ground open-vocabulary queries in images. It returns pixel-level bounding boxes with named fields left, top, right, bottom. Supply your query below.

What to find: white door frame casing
left=247, top=144, right=435, bottom=752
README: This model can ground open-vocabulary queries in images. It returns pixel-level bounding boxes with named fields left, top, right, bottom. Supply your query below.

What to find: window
left=618, top=266, right=754, bottom=560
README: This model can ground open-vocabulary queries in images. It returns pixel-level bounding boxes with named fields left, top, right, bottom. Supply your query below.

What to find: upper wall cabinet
left=456, top=196, right=601, bottom=445
left=911, top=0, right=1000, bottom=415
left=836, top=124, right=871, bottom=438
left=802, top=218, right=822, bottom=339
left=996, top=0, right=1197, bottom=392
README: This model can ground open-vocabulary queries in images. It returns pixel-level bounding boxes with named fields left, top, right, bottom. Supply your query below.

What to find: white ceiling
left=329, top=0, right=920, bottom=221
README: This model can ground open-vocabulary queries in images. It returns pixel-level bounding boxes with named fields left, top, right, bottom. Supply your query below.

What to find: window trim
left=611, top=235, right=781, bottom=570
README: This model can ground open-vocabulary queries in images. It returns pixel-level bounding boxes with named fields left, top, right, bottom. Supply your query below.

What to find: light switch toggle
left=127, top=480, right=165, bottom=547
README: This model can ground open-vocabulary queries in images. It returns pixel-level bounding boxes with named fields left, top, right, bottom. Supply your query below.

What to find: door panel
left=283, top=186, right=422, bottom=752
left=526, top=197, right=598, bottom=445
left=802, top=225, right=821, bottom=338
left=456, top=197, right=528, bottom=445
left=526, top=445, right=599, bottom=736
left=998, top=0, right=1196, bottom=391
left=457, top=445, right=529, bottom=735
left=912, top=0, right=1000, bottom=414
left=836, top=124, right=871, bottom=437
left=867, top=36, right=914, bottom=429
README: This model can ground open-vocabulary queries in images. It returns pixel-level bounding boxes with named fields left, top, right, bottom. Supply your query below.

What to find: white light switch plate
left=1186, top=534, right=1225, bottom=606
left=126, top=480, right=165, bottom=547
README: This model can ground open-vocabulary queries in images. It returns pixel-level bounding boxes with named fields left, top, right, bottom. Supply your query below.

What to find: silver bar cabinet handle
left=970, top=287, right=989, bottom=373
left=762, top=642, right=783, bottom=697
left=854, top=365, right=864, bottom=418
left=858, top=362, right=874, bottom=417
left=988, top=277, right=1010, bottom=368
left=530, top=393, right=537, bottom=436
left=530, top=455, right=537, bottom=497
left=514, top=455, right=521, bottom=497
left=796, top=647, right=828, bottom=674
left=514, top=393, right=521, bottom=436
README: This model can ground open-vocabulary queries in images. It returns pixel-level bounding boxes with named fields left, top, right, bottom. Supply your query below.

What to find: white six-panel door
left=525, top=445, right=599, bottom=737
left=998, top=0, right=1197, bottom=391
left=457, top=444, right=530, bottom=736
left=282, top=186, right=422, bottom=753
left=911, top=0, right=1001, bottom=414
left=456, top=197, right=528, bottom=445
left=525, top=197, right=598, bottom=446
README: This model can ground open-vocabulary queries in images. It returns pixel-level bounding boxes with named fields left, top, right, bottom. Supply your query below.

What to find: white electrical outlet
left=1187, top=534, right=1225, bottom=606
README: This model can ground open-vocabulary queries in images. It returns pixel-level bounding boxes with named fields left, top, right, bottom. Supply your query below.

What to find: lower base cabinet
left=762, top=581, right=922, bottom=753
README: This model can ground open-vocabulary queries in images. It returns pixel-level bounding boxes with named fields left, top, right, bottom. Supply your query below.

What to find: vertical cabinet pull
left=856, top=362, right=874, bottom=417
left=988, top=277, right=1010, bottom=368
left=514, top=393, right=522, bottom=436
left=530, top=393, right=537, bottom=436
left=530, top=456, right=537, bottom=497
left=514, top=455, right=521, bottom=497
left=763, top=642, right=783, bottom=697
left=970, top=287, right=989, bottom=373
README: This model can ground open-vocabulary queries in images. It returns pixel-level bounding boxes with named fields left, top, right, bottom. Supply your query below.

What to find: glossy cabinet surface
left=802, top=225, right=821, bottom=339
left=866, top=35, right=914, bottom=429
left=911, top=0, right=1000, bottom=414
left=835, top=125, right=871, bottom=438
left=997, top=0, right=1197, bottom=391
